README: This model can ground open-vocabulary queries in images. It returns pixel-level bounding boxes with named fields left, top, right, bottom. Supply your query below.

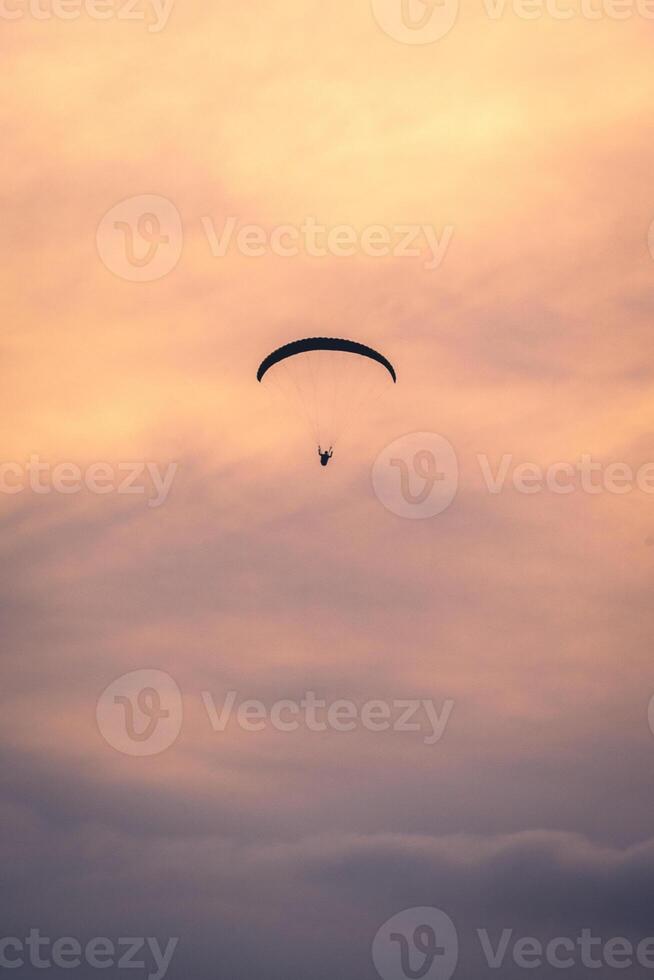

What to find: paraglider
left=257, top=337, right=397, bottom=464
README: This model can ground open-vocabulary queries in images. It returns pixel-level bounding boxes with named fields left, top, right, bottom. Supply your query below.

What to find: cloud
left=3, top=0, right=654, bottom=977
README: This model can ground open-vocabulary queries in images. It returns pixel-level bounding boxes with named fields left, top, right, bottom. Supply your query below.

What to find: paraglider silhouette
left=257, top=337, right=397, bottom=463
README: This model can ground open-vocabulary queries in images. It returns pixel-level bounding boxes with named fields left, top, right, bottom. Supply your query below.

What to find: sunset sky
left=3, top=0, right=654, bottom=977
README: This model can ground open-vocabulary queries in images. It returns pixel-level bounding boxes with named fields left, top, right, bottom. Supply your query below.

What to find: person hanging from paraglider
left=256, top=339, right=397, bottom=466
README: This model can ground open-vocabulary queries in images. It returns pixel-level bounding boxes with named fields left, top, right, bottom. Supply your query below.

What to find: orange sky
left=3, top=2, right=654, bottom=977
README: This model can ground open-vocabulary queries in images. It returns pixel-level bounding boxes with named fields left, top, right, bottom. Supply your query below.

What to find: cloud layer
left=3, top=0, right=654, bottom=977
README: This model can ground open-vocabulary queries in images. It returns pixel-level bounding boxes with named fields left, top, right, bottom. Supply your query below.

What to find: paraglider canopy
left=257, top=337, right=397, bottom=384
left=257, top=336, right=396, bottom=455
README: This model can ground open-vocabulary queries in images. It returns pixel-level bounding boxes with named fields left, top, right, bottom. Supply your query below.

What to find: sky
left=3, top=0, right=654, bottom=977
